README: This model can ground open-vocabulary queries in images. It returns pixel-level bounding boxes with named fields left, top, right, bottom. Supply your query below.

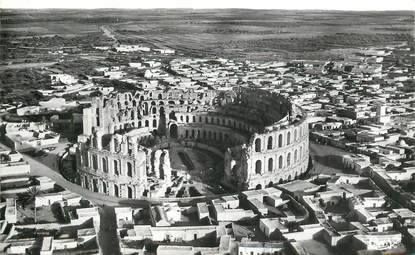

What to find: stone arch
left=93, top=179, right=98, bottom=192
left=254, top=138, right=261, bottom=152
left=169, top=111, right=177, bottom=120
left=84, top=175, right=89, bottom=188
left=299, top=146, right=302, bottom=159
left=102, top=157, right=108, bottom=173
left=113, top=160, right=119, bottom=175
left=255, top=184, right=262, bottom=190
left=279, top=155, right=283, bottom=169
left=92, top=155, right=98, bottom=170
left=114, top=184, right=119, bottom=197
left=127, top=162, right=133, bottom=177
left=127, top=186, right=133, bottom=198
left=143, top=102, right=148, bottom=115
left=268, top=158, right=273, bottom=172
left=278, top=134, right=283, bottom=147
left=170, top=124, right=178, bottom=138
left=267, top=136, right=273, bottom=150
left=268, top=181, right=274, bottom=187
left=255, top=159, right=262, bottom=174
left=103, top=181, right=107, bottom=194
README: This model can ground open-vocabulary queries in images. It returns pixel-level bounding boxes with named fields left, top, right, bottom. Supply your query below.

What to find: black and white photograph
left=0, top=0, right=414, bottom=254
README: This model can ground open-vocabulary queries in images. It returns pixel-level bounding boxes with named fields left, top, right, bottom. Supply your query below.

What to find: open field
left=1, top=9, right=413, bottom=61
left=0, top=9, right=413, bottom=104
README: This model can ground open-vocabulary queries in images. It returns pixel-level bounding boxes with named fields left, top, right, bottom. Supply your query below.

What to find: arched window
left=255, top=160, right=262, bottom=174
left=114, top=184, right=119, bottom=197
left=113, top=160, right=119, bottom=175
left=84, top=176, right=89, bottom=188
left=186, top=116, right=189, bottom=123
left=127, top=186, right=133, bottom=198
left=103, top=182, right=107, bottom=194
left=152, top=107, right=157, bottom=114
left=294, top=149, right=298, bottom=162
left=102, top=158, right=108, bottom=173
left=299, top=146, right=302, bottom=159
left=294, top=129, right=298, bottom=141
left=287, top=152, right=291, bottom=166
left=127, top=162, right=133, bottom=177
left=145, top=120, right=149, bottom=127
left=278, top=134, right=283, bottom=147
left=143, top=102, right=148, bottom=115
left=153, top=119, right=157, bottom=128
left=287, top=132, right=291, bottom=145
left=268, top=158, right=273, bottom=172
left=93, top=179, right=98, bottom=192
left=279, top=155, right=283, bottom=169
left=267, top=136, right=273, bottom=150
left=92, top=155, right=98, bottom=170
left=254, top=138, right=261, bottom=152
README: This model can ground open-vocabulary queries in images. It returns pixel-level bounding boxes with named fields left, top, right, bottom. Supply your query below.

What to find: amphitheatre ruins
left=75, top=87, right=309, bottom=199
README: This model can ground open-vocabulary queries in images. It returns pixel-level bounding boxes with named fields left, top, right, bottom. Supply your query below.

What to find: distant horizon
left=1, top=8, right=414, bottom=12
left=1, top=0, right=414, bottom=11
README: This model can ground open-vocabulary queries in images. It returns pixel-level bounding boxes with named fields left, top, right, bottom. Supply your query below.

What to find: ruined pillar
left=95, top=130, right=103, bottom=150
left=161, top=149, right=171, bottom=184
left=153, top=150, right=163, bottom=178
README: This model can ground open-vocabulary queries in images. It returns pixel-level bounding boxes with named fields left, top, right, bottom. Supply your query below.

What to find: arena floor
left=168, top=145, right=226, bottom=195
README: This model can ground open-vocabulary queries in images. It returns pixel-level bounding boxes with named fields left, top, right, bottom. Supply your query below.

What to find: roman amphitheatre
left=75, top=87, right=309, bottom=199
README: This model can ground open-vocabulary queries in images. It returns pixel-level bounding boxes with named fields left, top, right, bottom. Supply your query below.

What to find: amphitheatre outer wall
left=75, top=88, right=309, bottom=199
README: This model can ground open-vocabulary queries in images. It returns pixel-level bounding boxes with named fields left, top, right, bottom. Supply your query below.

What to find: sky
left=0, top=0, right=414, bottom=10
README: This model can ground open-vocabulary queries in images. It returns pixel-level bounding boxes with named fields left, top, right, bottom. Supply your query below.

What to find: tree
left=18, top=186, right=42, bottom=223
